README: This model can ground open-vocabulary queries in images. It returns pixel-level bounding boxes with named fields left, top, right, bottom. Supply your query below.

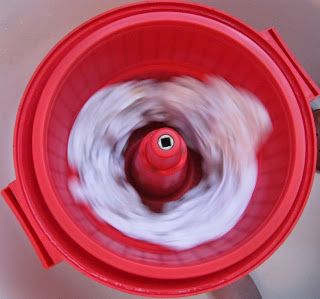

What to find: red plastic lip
left=7, top=1, right=317, bottom=296
left=30, top=9, right=307, bottom=280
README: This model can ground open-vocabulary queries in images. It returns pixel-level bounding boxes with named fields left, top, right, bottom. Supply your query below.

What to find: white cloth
left=68, top=76, right=272, bottom=250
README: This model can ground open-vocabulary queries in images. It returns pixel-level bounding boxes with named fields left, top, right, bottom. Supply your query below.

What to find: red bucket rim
left=11, top=1, right=316, bottom=295
left=32, top=7, right=306, bottom=279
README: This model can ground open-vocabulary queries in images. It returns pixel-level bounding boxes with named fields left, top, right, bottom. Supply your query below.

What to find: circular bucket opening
left=31, top=9, right=304, bottom=280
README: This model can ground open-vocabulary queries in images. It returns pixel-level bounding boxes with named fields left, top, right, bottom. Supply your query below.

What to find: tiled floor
left=1, top=1, right=320, bottom=298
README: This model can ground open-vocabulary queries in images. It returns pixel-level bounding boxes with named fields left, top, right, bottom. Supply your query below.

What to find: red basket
left=2, top=2, right=319, bottom=297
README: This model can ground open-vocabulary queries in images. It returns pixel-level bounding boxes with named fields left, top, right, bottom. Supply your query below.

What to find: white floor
left=1, top=1, right=320, bottom=298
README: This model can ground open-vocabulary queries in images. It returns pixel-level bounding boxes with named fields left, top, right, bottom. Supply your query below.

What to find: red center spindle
left=131, top=127, right=188, bottom=198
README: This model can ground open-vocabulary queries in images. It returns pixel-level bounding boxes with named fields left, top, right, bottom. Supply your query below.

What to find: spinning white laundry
left=68, top=76, right=272, bottom=250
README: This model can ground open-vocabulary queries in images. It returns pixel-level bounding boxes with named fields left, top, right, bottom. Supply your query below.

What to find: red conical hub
left=131, top=128, right=188, bottom=197
left=124, top=123, right=202, bottom=212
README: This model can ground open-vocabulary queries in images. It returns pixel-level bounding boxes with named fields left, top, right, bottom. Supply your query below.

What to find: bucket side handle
left=261, top=28, right=320, bottom=102
left=1, top=181, right=62, bottom=268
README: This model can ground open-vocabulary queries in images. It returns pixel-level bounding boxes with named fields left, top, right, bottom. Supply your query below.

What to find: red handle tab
left=261, top=28, right=320, bottom=102
left=1, top=181, right=62, bottom=268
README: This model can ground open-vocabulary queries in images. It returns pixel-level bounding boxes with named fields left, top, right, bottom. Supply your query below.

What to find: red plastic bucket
left=2, top=2, right=319, bottom=297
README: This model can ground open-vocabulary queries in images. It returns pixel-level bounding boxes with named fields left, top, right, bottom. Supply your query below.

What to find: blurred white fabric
left=68, top=77, right=271, bottom=249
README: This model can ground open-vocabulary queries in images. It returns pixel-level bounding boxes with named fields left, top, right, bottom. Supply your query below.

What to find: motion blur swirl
left=68, top=76, right=272, bottom=250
